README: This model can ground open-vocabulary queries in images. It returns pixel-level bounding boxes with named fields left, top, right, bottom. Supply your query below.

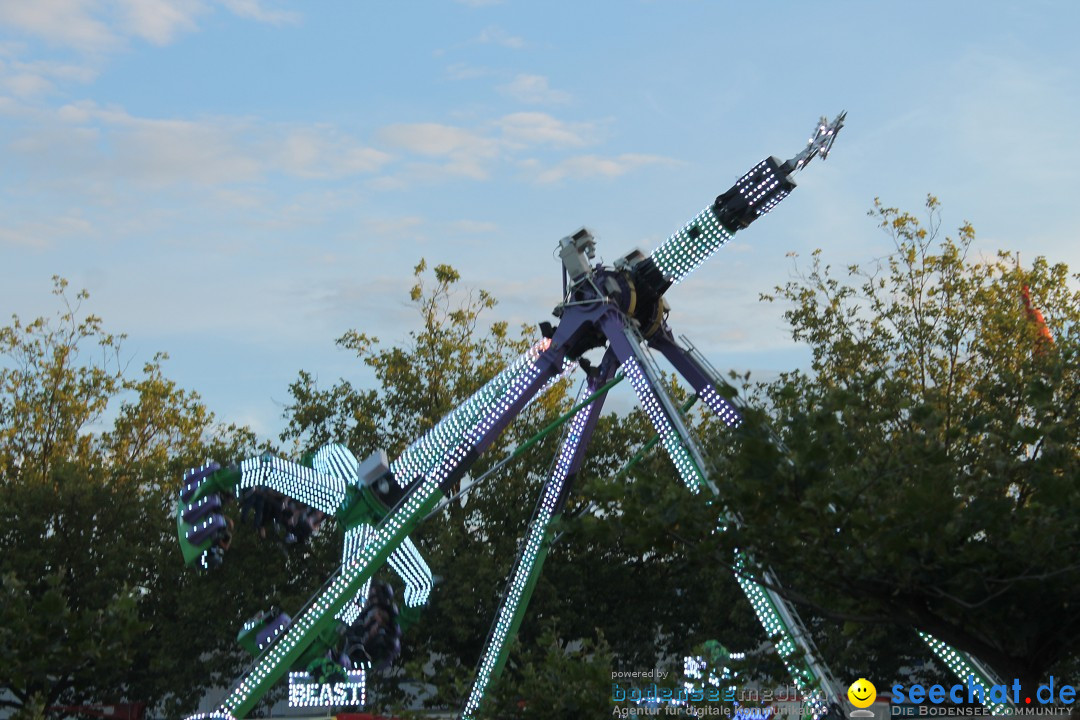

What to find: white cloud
left=0, top=57, right=98, bottom=96
left=361, top=215, right=425, bottom=238
left=218, top=0, right=299, bottom=25
left=534, top=153, right=674, bottom=184
left=0, top=213, right=95, bottom=249
left=7, top=100, right=390, bottom=187
left=498, top=112, right=588, bottom=148
left=377, top=122, right=501, bottom=179
left=374, top=114, right=593, bottom=183
left=378, top=122, right=499, bottom=158
left=276, top=128, right=392, bottom=179
left=498, top=74, right=570, bottom=105
left=0, top=1, right=117, bottom=52
left=0, top=0, right=298, bottom=52
left=473, top=25, right=523, bottom=49
left=444, top=61, right=491, bottom=81
left=117, top=0, right=203, bottom=46
left=53, top=101, right=263, bottom=185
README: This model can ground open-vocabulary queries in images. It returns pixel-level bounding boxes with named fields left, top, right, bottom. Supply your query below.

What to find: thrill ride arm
left=462, top=352, right=619, bottom=718
left=649, top=333, right=845, bottom=714
left=459, top=114, right=847, bottom=719
left=213, top=340, right=567, bottom=718
left=652, top=336, right=1014, bottom=715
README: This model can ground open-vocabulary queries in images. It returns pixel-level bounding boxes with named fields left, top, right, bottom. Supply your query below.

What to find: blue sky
left=2, top=0, right=1078, bottom=439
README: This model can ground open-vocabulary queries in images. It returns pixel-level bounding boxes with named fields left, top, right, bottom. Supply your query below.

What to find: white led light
left=620, top=357, right=705, bottom=492
left=238, top=455, right=348, bottom=515
left=336, top=524, right=374, bottom=626
left=700, top=385, right=743, bottom=428
left=387, top=536, right=433, bottom=607
left=286, top=670, right=365, bottom=708
left=731, top=552, right=832, bottom=720
left=919, top=633, right=1011, bottom=715
left=462, top=392, right=595, bottom=720
left=651, top=206, right=734, bottom=285
left=312, top=443, right=360, bottom=487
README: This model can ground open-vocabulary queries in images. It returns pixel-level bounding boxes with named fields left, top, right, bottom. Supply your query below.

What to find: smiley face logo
left=848, top=678, right=877, bottom=709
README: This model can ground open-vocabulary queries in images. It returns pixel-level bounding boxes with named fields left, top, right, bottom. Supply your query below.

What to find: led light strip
left=182, top=495, right=221, bottom=523
left=337, top=525, right=374, bottom=626
left=920, top=633, right=1011, bottom=715
left=180, top=462, right=221, bottom=502
left=312, top=443, right=360, bottom=487
left=465, top=361, right=543, bottom=449
left=238, top=455, right=348, bottom=515
left=462, top=395, right=595, bottom=719
left=391, top=340, right=550, bottom=489
left=735, top=159, right=788, bottom=217
left=733, top=552, right=830, bottom=720
left=387, top=536, right=433, bottom=607
left=620, top=357, right=705, bottom=493
left=699, top=385, right=742, bottom=428
left=651, top=205, right=734, bottom=286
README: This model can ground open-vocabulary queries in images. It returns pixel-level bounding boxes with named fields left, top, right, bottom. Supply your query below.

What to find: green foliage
left=0, top=278, right=270, bottom=717
left=719, top=196, right=1080, bottom=687
left=476, top=625, right=615, bottom=720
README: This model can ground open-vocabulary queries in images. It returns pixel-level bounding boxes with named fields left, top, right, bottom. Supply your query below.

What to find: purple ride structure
left=176, top=112, right=1015, bottom=720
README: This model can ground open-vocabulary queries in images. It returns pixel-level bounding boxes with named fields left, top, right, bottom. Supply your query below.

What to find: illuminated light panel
left=185, top=514, right=226, bottom=545
left=184, top=713, right=236, bottom=720
left=681, top=653, right=739, bottom=704
left=387, top=536, right=433, bottom=608
left=651, top=206, right=734, bottom=285
left=920, top=633, right=1011, bottom=716
left=180, top=462, right=220, bottom=502
left=255, top=613, right=291, bottom=652
left=312, top=443, right=360, bottom=487
left=620, top=357, right=705, bottom=493
left=462, top=394, right=595, bottom=720
left=732, top=552, right=830, bottom=720
left=182, top=494, right=222, bottom=523
left=239, top=455, right=348, bottom=515
left=734, top=159, right=789, bottom=219
left=700, top=385, right=743, bottom=428
left=287, top=670, right=366, bottom=708
left=337, top=525, right=374, bottom=626
left=390, top=341, right=549, bottom=489
left=219, top=352, right=549, bottom=718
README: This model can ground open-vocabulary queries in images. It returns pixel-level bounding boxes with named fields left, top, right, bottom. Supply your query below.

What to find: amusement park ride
left=175, top=113, right=1016, bottom=719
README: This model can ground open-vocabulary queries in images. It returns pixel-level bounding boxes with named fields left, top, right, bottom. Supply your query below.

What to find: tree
left=710, top=197, right=1080, bottom=690
left=476, top=624, right=615, bottom=720
left=283, top=260, right=583, bottom=712
left=0, top=278, right=293, bottom=718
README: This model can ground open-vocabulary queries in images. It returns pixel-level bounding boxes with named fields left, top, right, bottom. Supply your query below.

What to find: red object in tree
left=1020, top=284, right=1055, bottom=349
